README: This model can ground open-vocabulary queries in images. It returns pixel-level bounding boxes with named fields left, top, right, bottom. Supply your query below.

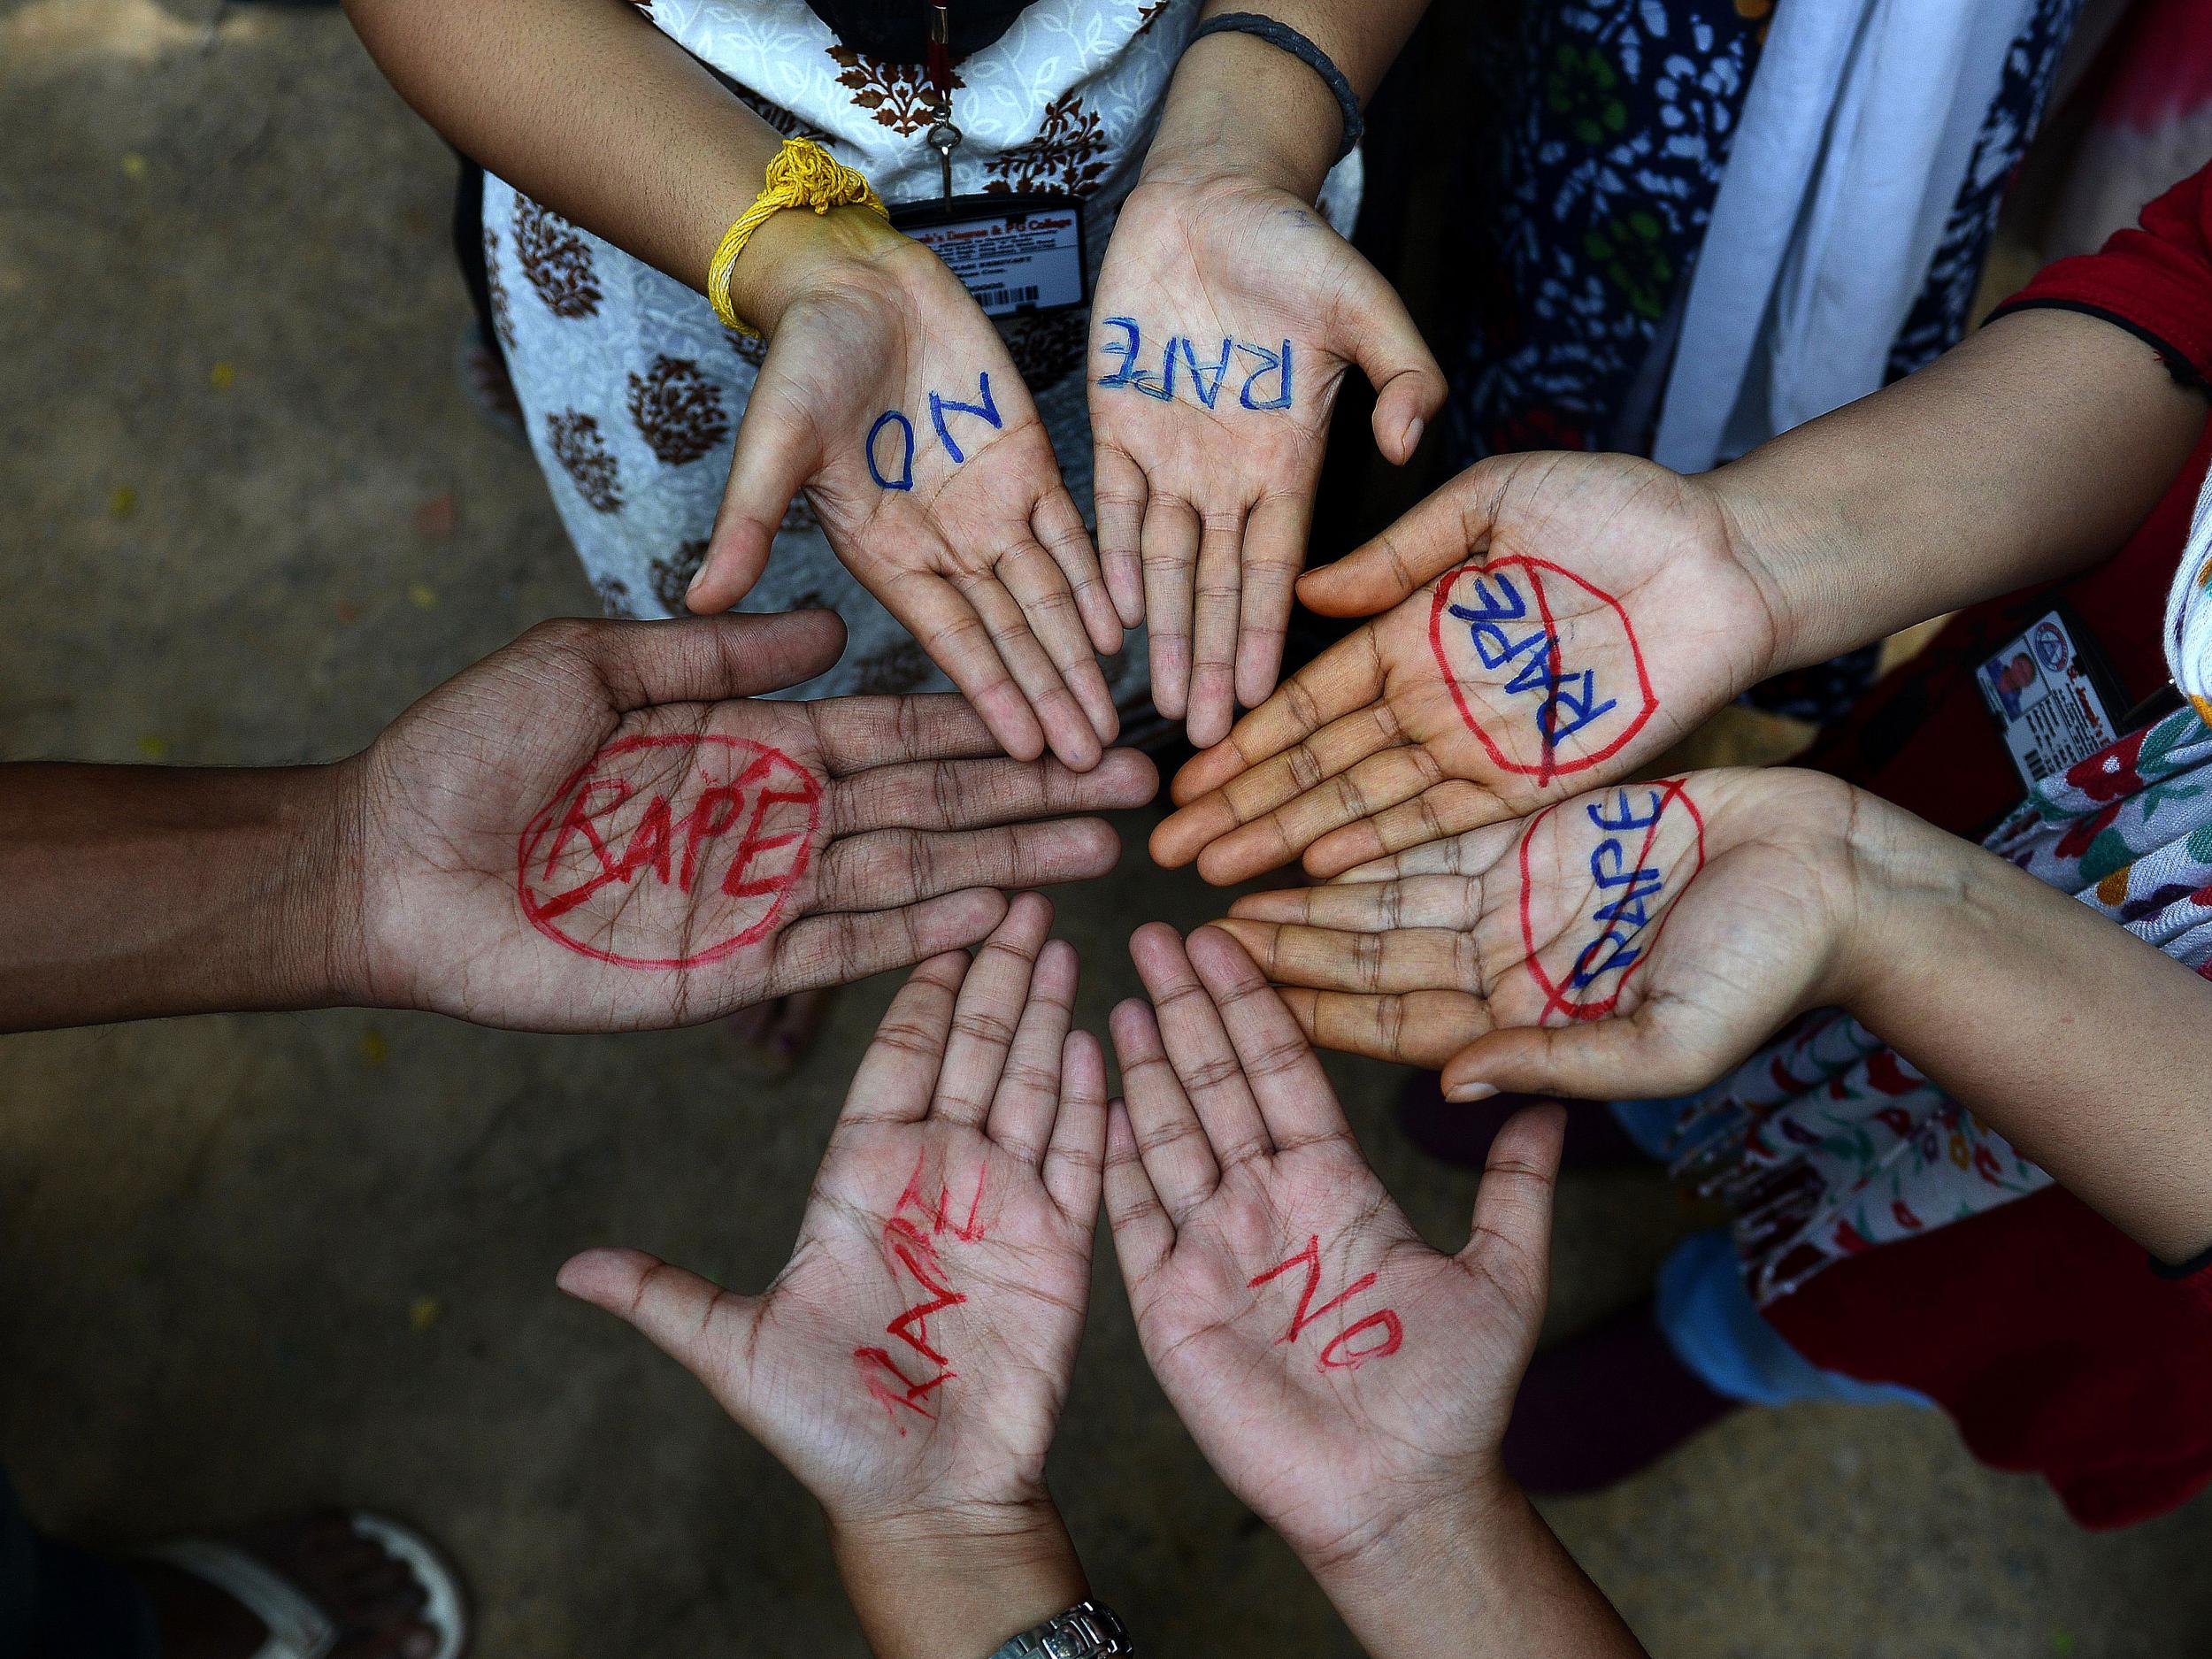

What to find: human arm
left=345, top=0, right=1122, bottom=769
left=0, top=611, right=1156, bottom=1034
left=1089, top=0, right=1446, bottom=747
left=1210, top=769, right=2212, bottom=1267
left=1102, top=922, right=1642, bottom=1657
left=1153, top=303, right=2208, bottom=881
left=558, top=896, right=1104, bottom=1657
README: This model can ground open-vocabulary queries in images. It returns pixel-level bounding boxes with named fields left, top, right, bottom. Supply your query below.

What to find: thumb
left=557, top=1247, right=759, bottom=1406
left=689, top=380, right=822, bottom=614
left=1340, top=258, right=1446, bottom=467
left=1440, top=1013, right=1699, bottom=1104
left=1295, top=454, right=1514, bottom=618
left=568, top=610, right=847, bottom=708
left=1458, top=1102, right=1565, bottom=1317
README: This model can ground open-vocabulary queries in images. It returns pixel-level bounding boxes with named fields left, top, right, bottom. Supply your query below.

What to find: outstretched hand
left=1102, top=923, right=1565, bottom=1572
left=1089, top=174, right=1444, bottom=749
left=346, top=611, right=1155, bottom=1031
left=1153, top=452, right=1784, bottom=884
left=692, top=220, right=1123, bottom=771
left=1212, top=768, right=1864, bottom=1102
left=559, top=895, right=1108, bottom=1530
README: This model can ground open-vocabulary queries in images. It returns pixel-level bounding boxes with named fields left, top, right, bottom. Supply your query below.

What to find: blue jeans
left=1610, top=1100, right=1932, bottom=1410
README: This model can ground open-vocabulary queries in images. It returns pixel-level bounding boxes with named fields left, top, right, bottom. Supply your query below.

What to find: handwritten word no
left=1425, top=557, right=1658, bottom=783
left=1094, top=319, right=1292, bottom=411
left=1248, top=1234, right=1402, bottom=1372
left=854, top=1151, right=989, bottom=1433
left=517, top=734, right=820, bottom=971
left=866, top=371, right=1003, bottom=490
left=1516, top=780, right=1707, bottom=1024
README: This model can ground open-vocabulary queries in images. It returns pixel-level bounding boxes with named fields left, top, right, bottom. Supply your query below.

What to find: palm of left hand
left=347, top=614, right=1149, bottom=1032
left=1105, top=926, right=1557, bottom=1568
left=1089, top=176, right=1443, bottom=748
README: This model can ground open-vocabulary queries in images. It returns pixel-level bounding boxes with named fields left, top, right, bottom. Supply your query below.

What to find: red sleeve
left=1990, top=160, right=2212, bottom=389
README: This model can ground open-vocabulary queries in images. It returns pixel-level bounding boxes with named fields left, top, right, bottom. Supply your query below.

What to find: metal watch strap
left=985, top=1598, right=1132, bottom=1659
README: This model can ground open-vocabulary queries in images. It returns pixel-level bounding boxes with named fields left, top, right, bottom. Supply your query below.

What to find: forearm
left=1837, top=790, right=2212, bottom=1263
left=0, top=763, right=365, bottom=1031
left=828, top=1500, right=1089, bottom=1659
left=1720, top=308, right=2208, bottom=672
left=342, top=0, right=889, bottom=323
left=1141, top=0, right=1432, bottom=196
left=1310, top=1481, right=1646, bottom=1659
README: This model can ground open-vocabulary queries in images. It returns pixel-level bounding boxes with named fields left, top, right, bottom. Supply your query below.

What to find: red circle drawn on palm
left=516, top=733, right=822, bottom=970
left=1425, top=556, right=1658, bottom=783
left=1517, top=778, right=1705, bottom=1024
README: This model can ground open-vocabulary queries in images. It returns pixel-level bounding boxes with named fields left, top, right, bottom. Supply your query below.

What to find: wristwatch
left=985, top=1599, right=1132, bottom=1658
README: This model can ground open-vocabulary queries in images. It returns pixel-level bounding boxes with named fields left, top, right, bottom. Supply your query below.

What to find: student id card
left=1975, top=606, right=2123, bottom=789
left=893, top=194, right=1086, bottom=319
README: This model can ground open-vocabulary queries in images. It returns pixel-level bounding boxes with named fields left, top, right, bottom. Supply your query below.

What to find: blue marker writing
left=929, top=372, right=1003, bottom=465
left=866, top=410, right=915, bottom=491
left=1236, top=339, right=1293, bottom=411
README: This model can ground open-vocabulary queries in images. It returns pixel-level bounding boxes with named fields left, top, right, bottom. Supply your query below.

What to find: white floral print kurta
left=483, top=0, right=1359, bottom=701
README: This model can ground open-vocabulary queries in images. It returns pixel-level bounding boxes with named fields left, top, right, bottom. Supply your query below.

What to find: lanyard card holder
left=892, top=192, right=1087, bottom=319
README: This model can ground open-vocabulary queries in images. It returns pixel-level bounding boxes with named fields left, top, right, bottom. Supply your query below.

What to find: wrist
left=273, top=759, right=373, bottom=1011
left=1141, top=31, right=1342, bottom=200
left=828, top=1494, right=1088, bottom=1659
left=1822, top=785, right=1970, bottom=1015
left=1302, top=1474, right=1540, bottom=1651
left=1707, top=457, right=1827, bottom=683
left=720, top=202, right=913, bottom=338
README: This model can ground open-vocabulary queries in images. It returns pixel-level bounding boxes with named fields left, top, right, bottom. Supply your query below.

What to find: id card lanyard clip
left=924, top=3, right=960, bottom=203
left=892, top=0, right=1088, bottom=321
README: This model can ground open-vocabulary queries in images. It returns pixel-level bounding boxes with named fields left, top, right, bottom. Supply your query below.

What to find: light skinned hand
left=1153, top=451, right=1786, bottom=884
left=558, top=895, right=1107, bottom=1532
left=1211, top=768, right=1863, bottom=1102
left=344, top=611, right=1155, bottom=1031
left=690, top=213, right=1123, bottom=771
left=1089, top=173, right=1445, bottom=749
left=1102, top=922, right=1566, bottom=1571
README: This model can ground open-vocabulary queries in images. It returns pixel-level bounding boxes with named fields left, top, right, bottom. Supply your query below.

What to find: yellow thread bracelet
left=708, top=136, right=891, bottom=338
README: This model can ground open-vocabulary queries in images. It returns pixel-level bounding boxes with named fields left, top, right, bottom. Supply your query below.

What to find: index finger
left=1184, top=926, right=1348, bottom=1152
left=836, top=950, right=972, bottom=1127
left=1168, top=624, right=1388, bottom=807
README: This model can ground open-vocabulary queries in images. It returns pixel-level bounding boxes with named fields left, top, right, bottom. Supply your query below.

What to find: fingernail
left=1402, top=415, right=1425, bottom=455
left=1444, top=1081, right=1497, bottom=1103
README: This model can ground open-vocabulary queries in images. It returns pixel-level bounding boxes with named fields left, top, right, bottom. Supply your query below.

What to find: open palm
left=1103, top=925, right=1564, bottom=1568
left=560, top=896, right=1107, bottom=1525
left=348, top=613, right=1152, bottom=1032
left=1212, top=768, right=1865, bottom=1102
left=1089, top=174, right=1444, bottom=749
left=1154, top=451, right=1786, bottom=884
left=691, top=237, right=1123, bottom=771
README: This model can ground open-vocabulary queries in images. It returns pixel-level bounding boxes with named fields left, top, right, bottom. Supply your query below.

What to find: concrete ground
left=4, top=4, right=2209, bottom=1654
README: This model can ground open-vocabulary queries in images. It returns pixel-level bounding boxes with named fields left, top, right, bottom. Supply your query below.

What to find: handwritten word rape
left=853, top=1151, right=989, bottom=1432
left=1448, top=571, right=1613, bottom=750
left=866, top=371, right=1005, bottom=490
left=1094, top=319, right=1292, bottom=411
left=1248, top=1234, right=1402, bottom=1372
left=1426, top=556, right=1658, bottom=782
left=1516, top=780, right=1705, bottom=1024
left=517, top=733, right=820, bottom=971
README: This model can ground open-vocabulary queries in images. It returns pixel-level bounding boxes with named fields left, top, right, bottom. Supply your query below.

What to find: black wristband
left=1186, top=12, right=1365, bottom=165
